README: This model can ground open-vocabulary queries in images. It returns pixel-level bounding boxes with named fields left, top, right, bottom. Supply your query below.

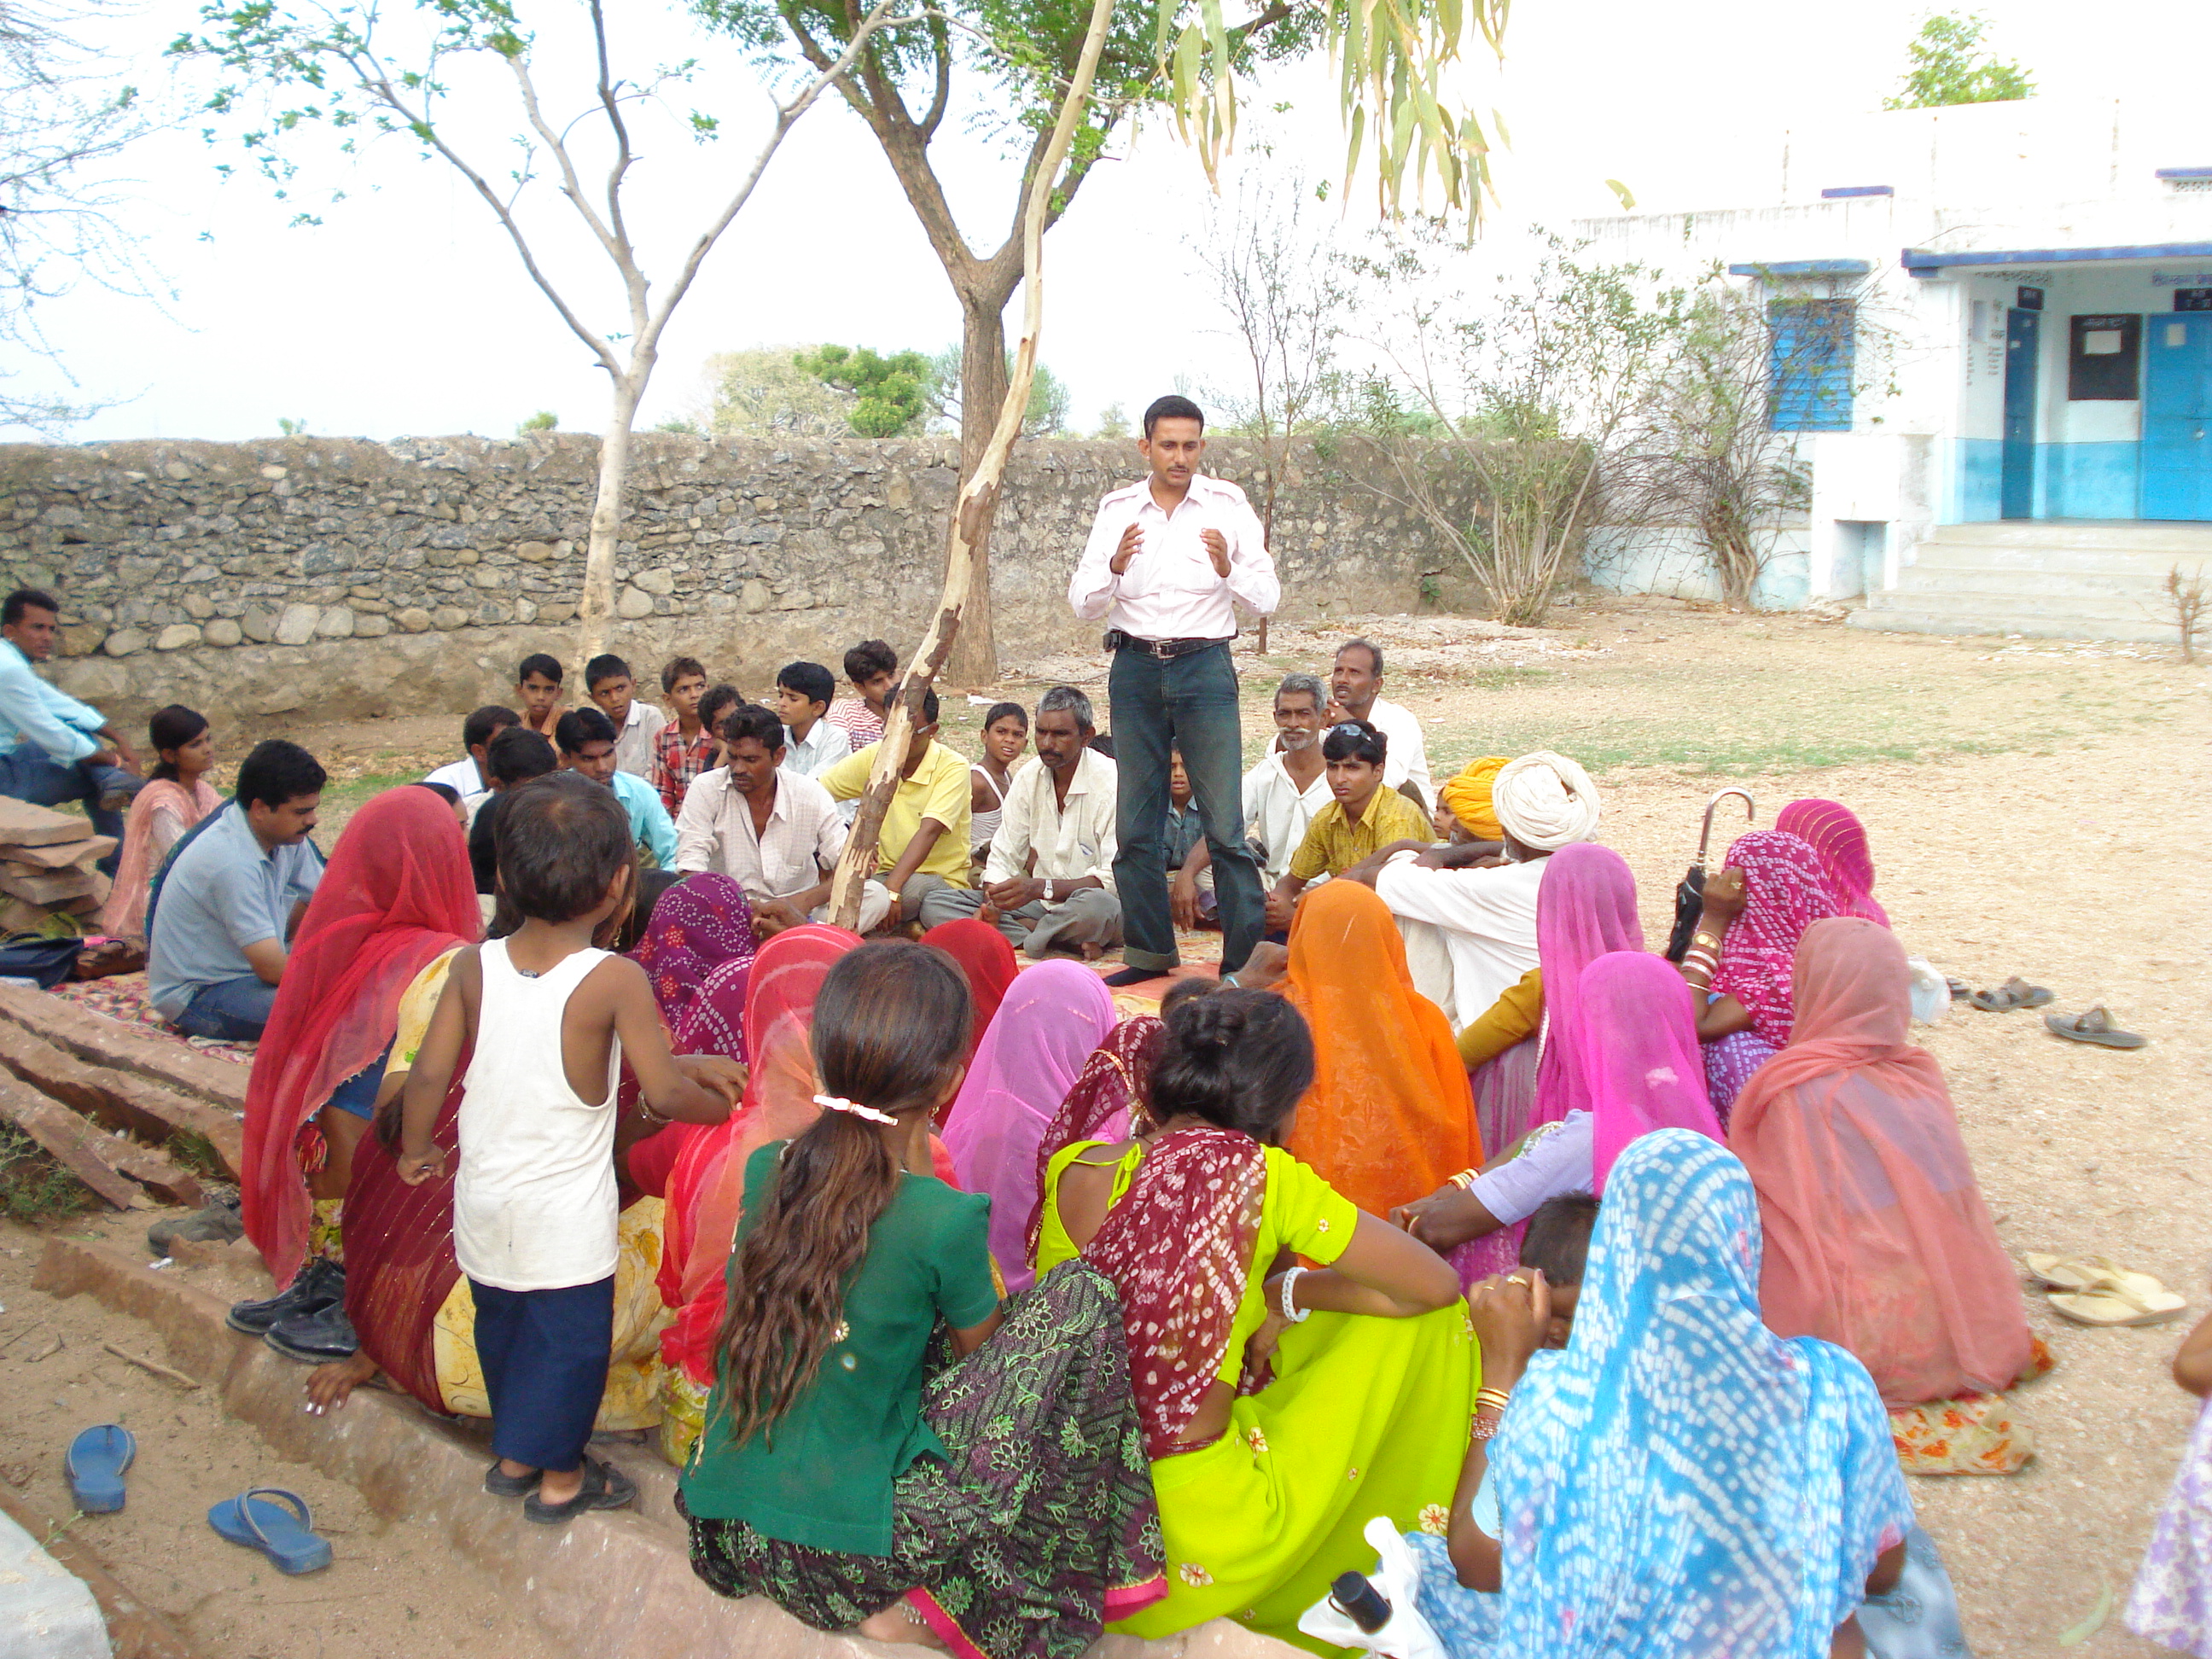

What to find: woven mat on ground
left=44, top=972, right=258, bottom=1065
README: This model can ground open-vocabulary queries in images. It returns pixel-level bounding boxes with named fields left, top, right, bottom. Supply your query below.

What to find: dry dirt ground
left=5, top=594, right=2209, bottom=1657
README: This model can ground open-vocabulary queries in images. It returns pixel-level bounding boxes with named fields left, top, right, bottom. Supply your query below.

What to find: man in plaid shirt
left=650, top=656, right=718, bottom=817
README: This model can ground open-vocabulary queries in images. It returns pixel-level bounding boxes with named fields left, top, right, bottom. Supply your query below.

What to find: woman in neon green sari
left=1034, top=987, right=1479, bottom=1651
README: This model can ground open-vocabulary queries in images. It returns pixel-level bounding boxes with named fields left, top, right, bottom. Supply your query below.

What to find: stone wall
left=0, top=434, right=1476, bottom=731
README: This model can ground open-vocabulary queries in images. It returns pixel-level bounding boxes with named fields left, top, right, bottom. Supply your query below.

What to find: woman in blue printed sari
left=1410, top=1129, right=1918, bottom=1659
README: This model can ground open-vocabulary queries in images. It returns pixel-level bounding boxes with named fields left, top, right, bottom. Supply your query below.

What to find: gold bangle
left=1476, top=1388, right=1513, bottom=1413
left=1692, top=930, right=1723, bottom=952
left=1449, top=1168, right=1481, bottom=1192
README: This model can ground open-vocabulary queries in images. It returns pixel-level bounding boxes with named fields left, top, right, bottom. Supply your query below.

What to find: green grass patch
left=0, top=1121, right=95, bottom=1225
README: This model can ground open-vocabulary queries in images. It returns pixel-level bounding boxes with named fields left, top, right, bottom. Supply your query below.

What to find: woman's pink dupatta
left=1576, top=952, right=1725, bottom=1191
left=1527, top=844, right=1644, bottom=1134
left=1729, top=917, right=2032, bottom=1406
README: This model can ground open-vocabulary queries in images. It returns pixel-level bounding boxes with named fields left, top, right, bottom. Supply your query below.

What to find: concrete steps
left=1849, top=520, right=2212, bottom=643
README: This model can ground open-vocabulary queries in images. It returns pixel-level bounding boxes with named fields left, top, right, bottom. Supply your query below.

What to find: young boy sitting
left=426, top=705, right=521, bottom=802
left=555, top=708, right=678, bottom=869
left=771, top=661, right=853, bottom=779
left=818, top=681, right=973, bottom=924
left=516, top=654, right=566, bottom=740
left=825, top=638, right=897, bottom=748
left=650, top=656, right=715, bottom=818
left=585, top=654, right=667, bottom=780
left=1269, top=719, right=1431, bottom=930
left=395, top=772, right=743, bottom=1524
left=695, top=684, right=740, bottom=771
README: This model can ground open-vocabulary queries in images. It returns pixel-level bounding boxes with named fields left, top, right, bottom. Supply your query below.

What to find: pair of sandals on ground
left=2028, top=1253, right=2189, bottom=1329
left=63, top=1423, right=330, bottom=1575
left=1952, top=975, right=2147, bottom=1048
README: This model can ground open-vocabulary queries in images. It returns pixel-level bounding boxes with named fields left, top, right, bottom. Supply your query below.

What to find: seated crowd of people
left=56, top=614, right=2076, bottom=1658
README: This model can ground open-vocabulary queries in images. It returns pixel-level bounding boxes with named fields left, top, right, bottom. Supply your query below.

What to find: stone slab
left=3, top=839, right=116, bottom=872
left=0, top=1018, right=241, bottom=1185
left=0, top=800, right=93, bottom=848
left=0, top=986, right=247, bottom=1115
left=32, top=1236, right=1302, bottom=1659
left=0, top=1507, right=109, bottom=1659
left=0, top=1481, right=200, bottom=1659
left=0, top=1076, right=150, bottom=1208
left=0, top=864, right=97, bottom=905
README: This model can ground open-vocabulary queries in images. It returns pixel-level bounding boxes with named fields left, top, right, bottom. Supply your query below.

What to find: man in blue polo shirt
left=0, top=587, right=143, bottom=870
left=148, top=740, right=327, bottom=1041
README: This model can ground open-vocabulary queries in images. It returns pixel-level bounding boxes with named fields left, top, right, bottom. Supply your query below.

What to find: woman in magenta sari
left=941, top=960, right=1118, bottom=1291
left=1776, top=799, right=1889, bottom=925
left=1690, top=830, right=1838, bottom=1120
left=623, top=875, right=759, bottom=1198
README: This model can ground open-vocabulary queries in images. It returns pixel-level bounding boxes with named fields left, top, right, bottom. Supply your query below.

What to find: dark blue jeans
left=172, top=974, right=279, bottom=1041
left=1109, top=640, right=1265, bottom=973
left=0, top=741, right=132, bottom=874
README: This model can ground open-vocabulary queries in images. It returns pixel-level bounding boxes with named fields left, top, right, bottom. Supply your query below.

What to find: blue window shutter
left=1768, top=300, right=1856, bottom=432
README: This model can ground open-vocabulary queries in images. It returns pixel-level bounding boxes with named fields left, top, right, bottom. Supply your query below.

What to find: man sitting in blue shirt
left=555, top=707, right=678, bottom=868
left=147, top=740, right=326, bottom=1041
left=0, top=588, right=144, bottom=870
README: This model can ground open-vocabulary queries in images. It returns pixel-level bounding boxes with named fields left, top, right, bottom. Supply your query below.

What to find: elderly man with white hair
left=1341, top=750, right=1604, bottom=1029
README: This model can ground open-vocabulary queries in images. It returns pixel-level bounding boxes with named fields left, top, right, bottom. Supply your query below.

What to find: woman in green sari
left=1034, top=987, right=1479, bottom=1650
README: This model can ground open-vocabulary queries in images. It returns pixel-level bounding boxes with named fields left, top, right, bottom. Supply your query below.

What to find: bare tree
left=1345, top=230, right=1680, bottom=626
left=1190, top=165, right=1348, bottom=649
left=178, top=0, right=923, bottom=657
left=0, top=0, right=157, bottom=433
left=2168, top=564, right=2208, bottom=663
left=1610, top=268, right=1894, bottom=608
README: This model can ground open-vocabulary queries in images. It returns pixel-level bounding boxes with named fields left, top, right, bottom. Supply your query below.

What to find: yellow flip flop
left=2047, top=1278, right=2189, bottom=1328
left=2026, top=1253, right=2168, bottom=1299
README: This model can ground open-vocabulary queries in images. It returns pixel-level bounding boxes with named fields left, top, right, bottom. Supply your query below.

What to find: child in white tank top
left=397, top=773, right=742, bottom=1524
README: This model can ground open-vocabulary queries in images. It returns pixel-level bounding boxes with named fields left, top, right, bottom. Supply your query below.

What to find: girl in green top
left=678, top=940, right=1162, bottom=1659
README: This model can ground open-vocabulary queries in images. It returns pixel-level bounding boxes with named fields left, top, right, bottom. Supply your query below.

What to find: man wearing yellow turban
left=1437, top=756, right=1511, bottom=842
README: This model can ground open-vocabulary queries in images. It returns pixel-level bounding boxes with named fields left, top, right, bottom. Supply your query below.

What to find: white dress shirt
left=1067, top=473, right=1278, bottom=641
left=613, top=701, right=667, bottom=779
left=1360, top=696, right=1435, bottom=812
left=1374, top=851, right=1547, bottom=1028
left=674, top=766, right=846, bottom=902
left=983, top=749, right=1120, bottom=890
left=423, top=756, right=485, bottom=795
left=1242, top=753, right=1334, bottom=883
left=781, top=719, right=853, bottom=779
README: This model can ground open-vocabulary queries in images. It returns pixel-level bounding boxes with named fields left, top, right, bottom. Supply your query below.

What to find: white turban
left=1492, top=751, right=1603, bottom=851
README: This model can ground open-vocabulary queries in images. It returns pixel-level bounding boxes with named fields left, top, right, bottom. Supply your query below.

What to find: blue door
left=2143, top=314, right=2212, bottom=521
left=2000, top=308, right=2039, bottom=519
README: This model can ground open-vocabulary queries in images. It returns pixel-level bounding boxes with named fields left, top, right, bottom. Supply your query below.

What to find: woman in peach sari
left=1283, top=879, right=1479, bottom=1217
left=1731, top=917, right=2041, bottom=1475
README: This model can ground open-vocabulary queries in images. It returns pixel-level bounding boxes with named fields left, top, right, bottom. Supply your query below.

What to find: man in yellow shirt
left=1270, top=720, right=1432, bottom=930
left=819, top=682, right=975, bottom=924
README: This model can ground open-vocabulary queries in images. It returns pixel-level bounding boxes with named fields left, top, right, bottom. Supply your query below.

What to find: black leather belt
left=1105, top=631, right=1232, bottom=660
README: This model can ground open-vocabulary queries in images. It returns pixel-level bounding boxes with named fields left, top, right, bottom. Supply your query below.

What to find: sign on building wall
left=2069, top=314, right=2141, bottom=400
left=2174, top=288, right=2212, bottom=312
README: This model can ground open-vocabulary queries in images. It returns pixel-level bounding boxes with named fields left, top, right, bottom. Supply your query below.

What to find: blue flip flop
left=207, top=1487, right=332, bottom=1575
left=65, top=1424, right=135, bottom=1513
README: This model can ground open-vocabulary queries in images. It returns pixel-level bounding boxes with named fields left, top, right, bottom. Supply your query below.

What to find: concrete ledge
left=0, top=1480, right=202, bottom=1658
left=0, top=1507, right=108, bottom=1659
left=32, top=1236, right=1297, bottom=1659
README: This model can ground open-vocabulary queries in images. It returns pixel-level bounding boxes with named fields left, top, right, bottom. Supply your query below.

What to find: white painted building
left=1572, top=96, right=2212, bottom=639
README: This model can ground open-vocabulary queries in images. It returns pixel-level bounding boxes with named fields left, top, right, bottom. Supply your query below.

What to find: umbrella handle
left=1695, top=787, right=1756, bottom=867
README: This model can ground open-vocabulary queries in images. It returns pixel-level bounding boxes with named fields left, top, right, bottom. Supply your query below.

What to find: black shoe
left=523, top=1457, right=637, bottom=1525
left=1103, top=964, right=1167, bottom=987
left=484, top=1462, right=544, bottom=1499
left=148, top=1195, right=243, bottom=1256
left=264, top=1300, right=358, bottom=1363
left=226, top=1257, right=343, bottom=1337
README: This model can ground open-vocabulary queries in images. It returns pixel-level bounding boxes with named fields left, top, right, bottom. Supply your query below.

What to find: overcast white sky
left=20, top=0, right=2212, bottom=445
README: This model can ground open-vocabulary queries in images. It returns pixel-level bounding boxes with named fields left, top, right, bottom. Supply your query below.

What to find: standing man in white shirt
left=1068, top=396, right=1278, bottom=985
left=916, top=685, right=1121, bottom=958
left=672, top=702, right=891, bottom=934
left=1331, top=637, right=1434, bottom=812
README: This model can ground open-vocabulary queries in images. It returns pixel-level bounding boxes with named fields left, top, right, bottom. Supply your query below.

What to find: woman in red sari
left=228, top=787, right=478, bottom=1361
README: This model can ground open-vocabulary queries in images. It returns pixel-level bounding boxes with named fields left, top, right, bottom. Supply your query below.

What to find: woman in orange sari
left=1283, top=878, right=1480, bottom=1216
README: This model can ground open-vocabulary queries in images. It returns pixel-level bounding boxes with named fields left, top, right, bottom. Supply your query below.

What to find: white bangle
left=1277, top=1265, right=1312, bottom=1324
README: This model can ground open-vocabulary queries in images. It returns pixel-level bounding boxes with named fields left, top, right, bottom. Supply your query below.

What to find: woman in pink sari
left=1776, top=799, right=1889, bottom=925
left=1731, top=917, right=2039, bottom=1475
left=942, top=960, right=1118, bottom=1293
left=1395, top=952, right=1723, bottom=1284
left=102, top=705, right=221, bottom=937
